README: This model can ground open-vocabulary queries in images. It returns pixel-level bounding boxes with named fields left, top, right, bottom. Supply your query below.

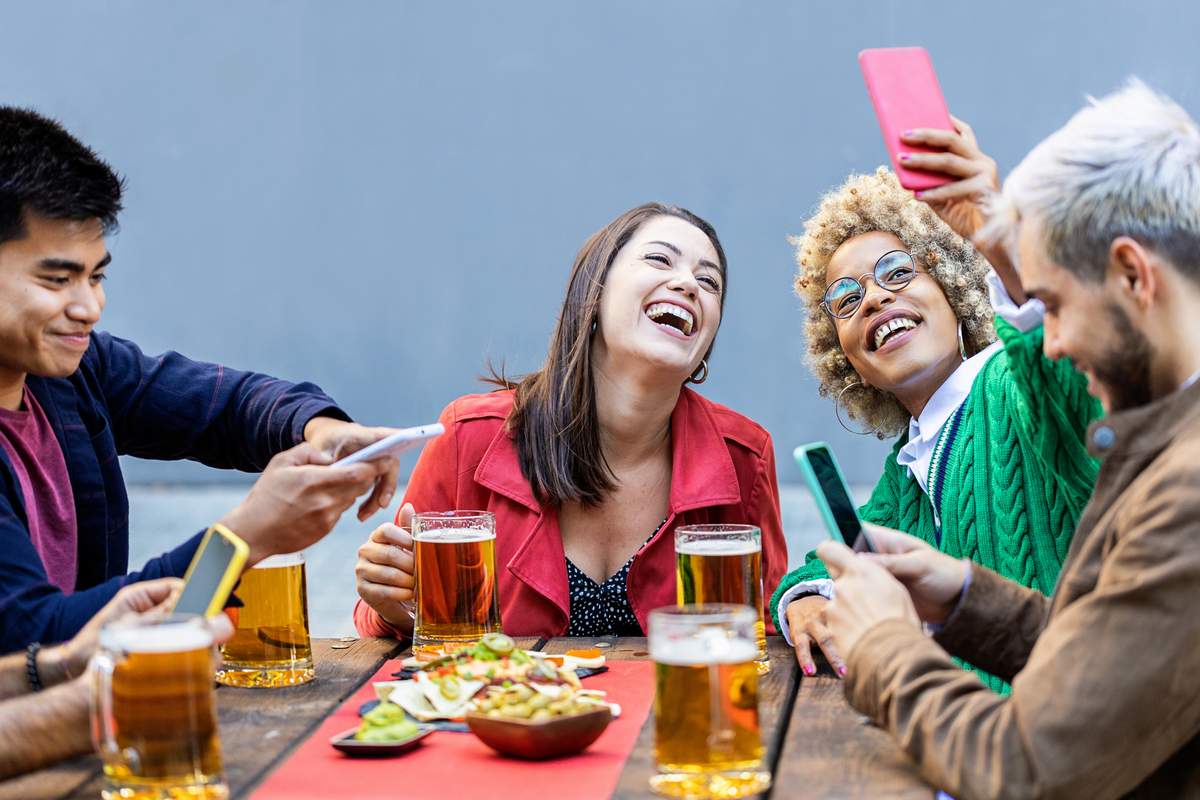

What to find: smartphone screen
left=804, top=446, right=871, bottom=553
left=174, top=530, right=243, bottom=616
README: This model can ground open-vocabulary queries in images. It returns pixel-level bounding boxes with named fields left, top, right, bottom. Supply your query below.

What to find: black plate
left=329, top=724, right=434, bottom=757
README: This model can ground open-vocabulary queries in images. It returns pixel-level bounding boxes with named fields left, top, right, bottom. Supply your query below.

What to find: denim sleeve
left=89, top=332, right=349, bottom=471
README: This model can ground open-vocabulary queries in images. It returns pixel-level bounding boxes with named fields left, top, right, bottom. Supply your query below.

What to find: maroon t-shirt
left=0, top=388, right=78, bottom=592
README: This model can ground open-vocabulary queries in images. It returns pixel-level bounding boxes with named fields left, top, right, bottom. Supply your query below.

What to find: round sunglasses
left=821, top=250, right=921, bottom=320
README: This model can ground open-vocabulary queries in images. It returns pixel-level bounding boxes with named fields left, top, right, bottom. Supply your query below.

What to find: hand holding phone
left=794, top=443, right=873, bottom=553
left=859, top=46, right=954, bottom=191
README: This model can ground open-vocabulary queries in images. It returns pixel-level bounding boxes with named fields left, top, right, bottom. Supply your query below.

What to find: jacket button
left=1092, top=426, right=1116, bottom=451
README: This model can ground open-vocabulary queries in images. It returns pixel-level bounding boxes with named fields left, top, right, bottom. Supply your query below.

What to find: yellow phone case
left=179, top=523, right=250, bottom=617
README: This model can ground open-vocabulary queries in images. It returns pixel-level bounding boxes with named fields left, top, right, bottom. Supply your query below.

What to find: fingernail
left=803, top=665, right=816, bottom=676
left=902, top=129, right=914, bottom=136
left=915, top=191, right=925, bottom=198
left=837, top=665, right=847, bottom=676
left=898, top=153, right=911, bottom=161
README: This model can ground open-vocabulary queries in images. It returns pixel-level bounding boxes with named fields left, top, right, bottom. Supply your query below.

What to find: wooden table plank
left=771, top=664, right=933, bottom=799
left=59, top=636, right=403, bottom=800
left=0, top=753, right=95, bottom=800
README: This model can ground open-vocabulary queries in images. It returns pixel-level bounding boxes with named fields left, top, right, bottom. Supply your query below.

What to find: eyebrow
left=645, top=240, right=722, bottom=273
left=38, top=252, right=112, bottom=273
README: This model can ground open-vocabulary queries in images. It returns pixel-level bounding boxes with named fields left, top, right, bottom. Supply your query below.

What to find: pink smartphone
left=858, top=47, right=954, bottom=191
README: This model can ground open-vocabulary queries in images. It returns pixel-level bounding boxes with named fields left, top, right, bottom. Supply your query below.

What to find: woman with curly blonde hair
left=772, top=119, right=1102, bottom=692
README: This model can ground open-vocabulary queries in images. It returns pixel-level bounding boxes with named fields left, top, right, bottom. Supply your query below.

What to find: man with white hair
left=815, top=81, right=1200, bottom=799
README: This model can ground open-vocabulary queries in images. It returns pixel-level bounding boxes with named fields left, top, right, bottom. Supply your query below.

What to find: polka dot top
left=565, top=521, right=664, bottom=637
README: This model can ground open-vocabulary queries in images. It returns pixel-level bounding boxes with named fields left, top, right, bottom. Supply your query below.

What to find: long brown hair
left=491, top=202, right=727, bottom=507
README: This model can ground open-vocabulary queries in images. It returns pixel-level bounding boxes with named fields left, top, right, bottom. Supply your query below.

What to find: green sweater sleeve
left=993, top=317, right=1101, bottom=505
left=768, top=443, right=905, bottom=629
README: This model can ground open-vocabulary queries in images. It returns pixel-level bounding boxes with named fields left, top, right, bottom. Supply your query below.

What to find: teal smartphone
left=794, top=442, right=873, bottom=553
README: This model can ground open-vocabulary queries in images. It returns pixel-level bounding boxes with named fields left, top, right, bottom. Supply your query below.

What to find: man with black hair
left=0, top=106, right=403, bottom=657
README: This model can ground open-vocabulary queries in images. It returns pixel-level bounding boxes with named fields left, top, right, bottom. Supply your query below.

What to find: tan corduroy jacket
left=844, top=377, right=1200, bottom=800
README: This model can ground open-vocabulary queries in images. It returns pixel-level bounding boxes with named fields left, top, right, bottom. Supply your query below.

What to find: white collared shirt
left=777, top=270, right=1045, bottom=644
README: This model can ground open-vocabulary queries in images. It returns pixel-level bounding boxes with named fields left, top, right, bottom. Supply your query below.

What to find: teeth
left=873, top=317, right=918, bottom=350
left=646, top=303, right=694, bottom=336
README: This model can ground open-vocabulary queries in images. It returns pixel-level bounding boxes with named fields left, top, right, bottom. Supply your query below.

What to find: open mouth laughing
left=645, top=301, right=695, bottom=338
left=866, top=310, right=922, bottom=353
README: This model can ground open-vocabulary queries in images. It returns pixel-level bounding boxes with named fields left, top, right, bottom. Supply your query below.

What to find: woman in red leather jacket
left=353, top=202, right=787, bottom=639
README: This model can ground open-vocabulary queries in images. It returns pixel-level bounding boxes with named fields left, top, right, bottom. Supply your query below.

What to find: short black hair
left=0, top=107, right=123, bottom=246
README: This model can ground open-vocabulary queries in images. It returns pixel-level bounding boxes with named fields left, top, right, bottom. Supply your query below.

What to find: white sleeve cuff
left=775, top=579, right=834, bottom=646
left=986, top=268, right=1044, bottom=333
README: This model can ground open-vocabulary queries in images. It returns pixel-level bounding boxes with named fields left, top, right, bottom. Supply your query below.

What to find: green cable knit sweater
left=772, top=318, right=1103, bottom=693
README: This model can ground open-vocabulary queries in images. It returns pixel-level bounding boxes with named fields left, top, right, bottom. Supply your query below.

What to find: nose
left=666, top=268, right=699, bottom=300
left=858, top=277, right=896, bottom=317
left=65, top=283, right=103, bottom=325
left=1042, top=317, right=1064, bottom=361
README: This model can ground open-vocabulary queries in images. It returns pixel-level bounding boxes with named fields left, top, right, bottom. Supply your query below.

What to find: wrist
left=217, top=511, right=268, bottom=567
left=39, top=645, right=76, bottom=688
left=303, top=415, right=345, bottom=446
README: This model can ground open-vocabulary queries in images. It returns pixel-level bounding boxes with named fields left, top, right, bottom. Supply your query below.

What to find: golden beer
left=92, top=616, right=227, bottom=800
left=675, top=526, right=768, bottom=673
left=649, top=605, right=769, bottom=799
left=413, top=511, right=502, bottom=658
left=217, top=553, right=314, bottom=687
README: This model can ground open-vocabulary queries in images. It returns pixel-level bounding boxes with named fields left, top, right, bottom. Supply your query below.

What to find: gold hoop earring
left=834, top=381, right=874, bottom=436
left=687, top=359, right=709, bottom=385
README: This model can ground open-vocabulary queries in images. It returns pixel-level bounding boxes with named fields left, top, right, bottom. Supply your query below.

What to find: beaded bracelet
left=26, top=642, right=44, bottom=692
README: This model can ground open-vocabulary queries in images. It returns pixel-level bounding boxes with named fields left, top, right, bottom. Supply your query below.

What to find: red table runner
left=253, top=659, right=656, bottom=800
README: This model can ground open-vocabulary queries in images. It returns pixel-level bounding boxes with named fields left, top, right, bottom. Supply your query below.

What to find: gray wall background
left=2, top=1, right=1196, bottom=486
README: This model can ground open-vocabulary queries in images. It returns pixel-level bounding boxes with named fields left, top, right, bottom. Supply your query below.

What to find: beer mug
left=91, top=614, right=227, bottom=800
left=216, top=552, right=314, bottom=687
left=412, top=510, right=502, bottom=658
left=648, top=604, right=770, bottom=799
left=674, top=524, right=769, bottom=673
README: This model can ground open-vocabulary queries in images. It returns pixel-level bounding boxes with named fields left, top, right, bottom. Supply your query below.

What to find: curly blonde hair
left=793, top=168, right=996, bottom=437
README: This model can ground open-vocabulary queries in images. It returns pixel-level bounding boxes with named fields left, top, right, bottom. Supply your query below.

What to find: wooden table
left=9, top=636, right=931, bottom=799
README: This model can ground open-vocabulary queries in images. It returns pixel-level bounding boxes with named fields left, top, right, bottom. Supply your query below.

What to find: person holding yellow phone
left=0, top=106, right=399, bottom=654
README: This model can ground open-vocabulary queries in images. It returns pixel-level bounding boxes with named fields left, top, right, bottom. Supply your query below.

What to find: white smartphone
left=331, top=423, right=444, bottom=468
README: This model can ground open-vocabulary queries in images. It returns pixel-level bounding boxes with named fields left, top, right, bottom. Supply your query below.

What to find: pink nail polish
left=804, top=665, right=816, bottom=676
left=915, top=191, right=925, bottom=199
left=837, top=665, right=847, bottom=676
left=898, top=153, right=911, bottom=161
left=902, top=129, right=914, bottom=136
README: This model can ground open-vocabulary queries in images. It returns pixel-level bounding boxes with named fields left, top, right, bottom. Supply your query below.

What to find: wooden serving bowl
left=465, top=706, right=613, bottom=759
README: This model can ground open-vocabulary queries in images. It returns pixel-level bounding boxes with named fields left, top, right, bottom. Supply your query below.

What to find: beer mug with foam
left=91, top=614, right=227, bottom=800
left=648, top=604, right=769, bottom=799
left=217, top=552, right=314, bottom=687
left=674, top=524, right=768, bottom=673
left=412, top=510, right=502, bottom=658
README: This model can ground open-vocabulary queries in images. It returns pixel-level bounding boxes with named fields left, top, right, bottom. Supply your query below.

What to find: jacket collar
left=1085, top=377, right=1200, bottom=462
left=473, top=387, right=741, bottom=514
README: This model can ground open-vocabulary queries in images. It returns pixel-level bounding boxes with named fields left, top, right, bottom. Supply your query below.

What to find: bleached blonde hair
left=793, top=168, right=996, bottom=437
left=983, top=79, right=1200, bottom=281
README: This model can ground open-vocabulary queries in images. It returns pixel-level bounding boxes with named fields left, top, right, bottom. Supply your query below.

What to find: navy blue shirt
left=0, top=331, right=347, bottom=653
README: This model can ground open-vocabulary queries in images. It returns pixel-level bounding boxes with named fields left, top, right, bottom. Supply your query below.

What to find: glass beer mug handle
left=89, top=651, right=121, bottom=765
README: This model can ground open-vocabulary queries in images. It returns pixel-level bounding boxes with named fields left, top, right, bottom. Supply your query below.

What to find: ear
left=1107, top=236, right=1158, bottom=312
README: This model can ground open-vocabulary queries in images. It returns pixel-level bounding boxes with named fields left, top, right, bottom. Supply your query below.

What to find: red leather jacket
left=354, top=388, right=787, bottom=639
